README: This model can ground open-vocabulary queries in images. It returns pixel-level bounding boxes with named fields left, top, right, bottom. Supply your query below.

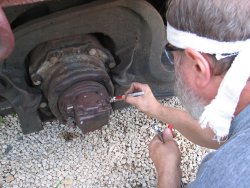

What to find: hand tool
left=151, top=123, right=174, bottom=143
left=151, top=123, right=164, bottom=142
left=110, top=91, right=144, bottom=103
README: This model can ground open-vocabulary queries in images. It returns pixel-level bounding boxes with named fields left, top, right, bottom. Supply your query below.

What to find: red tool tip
left=168, top=124, right=173, bottom=135
left=115, top=95, right=123, bottom=100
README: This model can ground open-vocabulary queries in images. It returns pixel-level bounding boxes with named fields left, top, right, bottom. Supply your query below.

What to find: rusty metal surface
left=29, top=34, right=114, bottom=132
left=4, top=0, right=174, bottom=94
left=58, top=81, right=112, bottom=133
left=0, top=0, right=175, bottom=134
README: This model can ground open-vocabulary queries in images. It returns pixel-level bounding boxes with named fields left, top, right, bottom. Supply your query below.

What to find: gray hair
left=167, top=0, right=250, bottom=41
left=166, top=0, right=250, bottom=74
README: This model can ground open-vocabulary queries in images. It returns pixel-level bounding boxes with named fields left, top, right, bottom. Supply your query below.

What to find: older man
left=126, top=0, right=250, bottom=187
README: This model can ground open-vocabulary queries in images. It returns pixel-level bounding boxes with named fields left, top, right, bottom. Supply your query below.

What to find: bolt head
left=31, top=74, right=42, bottom=86
left=89, top=48, right=97, bottom=56
left=66, top=105, right=74, bottom=113
left=39, top=102, right=47, bottom=108
left=108, top=62, right=116, bottom=69
left=34, top=81, right=41, bottom=85
left=49, top=56, right=58, bottom=64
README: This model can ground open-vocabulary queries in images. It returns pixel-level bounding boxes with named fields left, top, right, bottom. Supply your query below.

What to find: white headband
left=167, top=22, right=250, bottom=140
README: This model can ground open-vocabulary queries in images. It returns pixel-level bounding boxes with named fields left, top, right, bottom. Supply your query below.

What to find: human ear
left=184, top=48, right=212, bottom=88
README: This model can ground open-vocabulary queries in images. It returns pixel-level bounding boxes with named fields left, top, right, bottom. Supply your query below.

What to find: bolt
left=89, top=48, right=97, bottom=56
left=49, top=57, right=58, bottom=64
left=34, top=80, right=41, bottom=86
left=67, top=106, right=73, bottom=110
left=108, top=62, right=116, bottom=69
left=66, top=105, right=74, bottom=113
left=39, top=102, right=47, bottom=108
left=31, top=74, right=42, bottom=86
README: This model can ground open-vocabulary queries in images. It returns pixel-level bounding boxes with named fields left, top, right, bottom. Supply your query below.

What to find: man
left=126, top=0, right=250, bottom=187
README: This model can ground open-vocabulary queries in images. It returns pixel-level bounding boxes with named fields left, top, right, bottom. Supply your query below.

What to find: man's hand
left=125, top=82, right=161, bottom=117
left=149, top=129, right=181, bottom=188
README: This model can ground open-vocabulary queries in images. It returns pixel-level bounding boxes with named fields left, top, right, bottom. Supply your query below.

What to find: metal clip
left=151, top=123, right=164, bottom=142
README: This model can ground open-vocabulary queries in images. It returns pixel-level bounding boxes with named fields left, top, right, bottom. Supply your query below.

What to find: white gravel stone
left=0, top=97, right=212, bottom=187
left=5, top=175, right=14, bottom=183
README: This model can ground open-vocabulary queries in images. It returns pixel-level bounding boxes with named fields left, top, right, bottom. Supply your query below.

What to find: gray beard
left=174, top=72, right=205, bottom=120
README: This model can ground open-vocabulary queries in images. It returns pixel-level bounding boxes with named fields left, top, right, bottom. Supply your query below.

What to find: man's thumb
left=162, top=128, right=173, bottom=142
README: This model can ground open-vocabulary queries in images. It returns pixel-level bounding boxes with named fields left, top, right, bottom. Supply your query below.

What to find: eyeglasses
left=163, top=43, right=184, bottom=65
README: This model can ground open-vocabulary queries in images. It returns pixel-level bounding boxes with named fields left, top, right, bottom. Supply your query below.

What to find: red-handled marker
left=110, top=91, right=144, bottom=103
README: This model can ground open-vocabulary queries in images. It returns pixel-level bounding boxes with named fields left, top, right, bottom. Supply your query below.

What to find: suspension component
left=1, top=0, right=175, bottom=134
left=29, top=35, right=115, bottom=132
left=58, top=81, right=111, bottom=133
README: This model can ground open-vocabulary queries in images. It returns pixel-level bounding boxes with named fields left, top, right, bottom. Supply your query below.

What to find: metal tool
left=151, top=123, right=174, bottom=142
left=110, top=91, right=144, bottom=103
left=151, top=123, right=164, bottom=142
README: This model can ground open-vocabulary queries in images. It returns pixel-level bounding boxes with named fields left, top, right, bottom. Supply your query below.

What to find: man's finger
left=125, top=83, right=146, bottom=104
left=149, top=135, right=164, bottom=147
left=125, top=95, right=140, bottom=105
left=125, top=82, right=148, bottom=94
left=125, top=83, right=136, bottom=95
left=162, top=128, right=174, bottom=142
left=125, top=82, right=140, bottom=94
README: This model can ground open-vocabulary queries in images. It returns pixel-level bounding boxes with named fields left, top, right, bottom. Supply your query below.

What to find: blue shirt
left=188, top=104, right=250, bottom=188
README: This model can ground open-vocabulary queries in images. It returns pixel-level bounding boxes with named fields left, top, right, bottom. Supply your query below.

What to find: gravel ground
left=0, top=97, right=212, bottom=188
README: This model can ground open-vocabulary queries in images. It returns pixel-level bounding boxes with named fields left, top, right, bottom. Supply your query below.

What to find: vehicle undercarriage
left=0, top=0, right=174, bottom=134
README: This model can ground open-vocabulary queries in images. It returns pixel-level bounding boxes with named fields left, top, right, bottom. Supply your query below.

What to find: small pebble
left=63, top=178, right=73, bottom=186
left=5, top=175, right=14, bottom=183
